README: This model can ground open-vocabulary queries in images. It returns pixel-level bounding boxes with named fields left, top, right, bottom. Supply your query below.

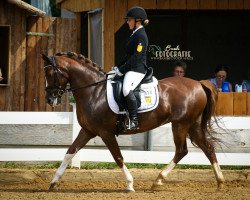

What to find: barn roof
left=8, top=0, right=46, bottom=17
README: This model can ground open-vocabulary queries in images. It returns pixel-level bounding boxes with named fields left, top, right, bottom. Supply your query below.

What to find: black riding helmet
left=125, top=6, right=147, bottom=21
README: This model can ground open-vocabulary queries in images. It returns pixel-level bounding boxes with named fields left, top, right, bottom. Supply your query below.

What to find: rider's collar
left=131, top=25, right=143, bottom=36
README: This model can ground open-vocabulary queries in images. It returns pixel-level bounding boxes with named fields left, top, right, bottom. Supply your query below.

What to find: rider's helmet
left=124, top=6, right=147, bottom=21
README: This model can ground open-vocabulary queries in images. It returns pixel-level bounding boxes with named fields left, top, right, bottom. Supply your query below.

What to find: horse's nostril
left=46, top=97, right=53, bottom=105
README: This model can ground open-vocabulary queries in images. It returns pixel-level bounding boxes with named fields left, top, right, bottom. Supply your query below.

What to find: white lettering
left=149, top=44, right=193, bottom=61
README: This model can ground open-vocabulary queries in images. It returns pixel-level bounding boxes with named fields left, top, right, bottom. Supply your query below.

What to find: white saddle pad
left=107, top=77, right=159, bottom=114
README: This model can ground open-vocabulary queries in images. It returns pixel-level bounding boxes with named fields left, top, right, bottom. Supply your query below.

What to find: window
left=80, top=10, right=104, bottom=68
left=0, top=25, right=11, bottom=85
left=88, top=8, right=103, bottom=68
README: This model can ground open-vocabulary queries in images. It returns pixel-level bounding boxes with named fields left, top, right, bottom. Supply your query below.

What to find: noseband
left=44, top=56, right=68, bottom=98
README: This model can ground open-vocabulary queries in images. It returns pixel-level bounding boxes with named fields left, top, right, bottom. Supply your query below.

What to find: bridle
left=44, top=56, right=115, bottom=99
left=44, top=56, right=68, bottom=99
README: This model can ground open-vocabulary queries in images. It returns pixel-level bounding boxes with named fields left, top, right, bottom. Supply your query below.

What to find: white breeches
left=123, top=71, right=145, bottom=97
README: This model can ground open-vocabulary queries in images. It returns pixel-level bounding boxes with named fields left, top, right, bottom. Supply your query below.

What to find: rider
left=113, top=6, right=149, bottom=129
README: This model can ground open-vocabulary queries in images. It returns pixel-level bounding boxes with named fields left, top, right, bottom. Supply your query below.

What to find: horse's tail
left=199, top=80, right=220, bottom=143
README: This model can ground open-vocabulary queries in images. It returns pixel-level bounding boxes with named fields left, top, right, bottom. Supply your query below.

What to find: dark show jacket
left=118, top=27, right=148, bottom=74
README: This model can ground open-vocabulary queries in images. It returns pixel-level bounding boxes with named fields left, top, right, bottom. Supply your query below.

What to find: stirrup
left=126, top=117, right=139, bottom=130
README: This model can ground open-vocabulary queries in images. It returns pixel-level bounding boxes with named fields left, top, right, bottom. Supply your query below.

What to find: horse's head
left=42, top=54, right=69, bottom=107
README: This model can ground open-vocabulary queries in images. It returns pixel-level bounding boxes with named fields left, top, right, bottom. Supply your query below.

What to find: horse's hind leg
left=101, top=133, right=135, bottom=192
left=189, top=122, right=225, bottom=188
left=152, top=122, right=189, bottom=189
left=49, top=128, right=95, bottom=190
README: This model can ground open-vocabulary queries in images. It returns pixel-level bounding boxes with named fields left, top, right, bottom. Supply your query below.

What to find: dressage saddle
left=111, top=67, right=153, bottom=111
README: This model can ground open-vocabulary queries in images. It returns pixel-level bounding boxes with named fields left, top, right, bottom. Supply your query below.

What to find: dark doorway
left=80, top=12, right=89, bottom=57
left=0, top=25, right=10, bottom=85
left=115, top=10, right=250, bottom=85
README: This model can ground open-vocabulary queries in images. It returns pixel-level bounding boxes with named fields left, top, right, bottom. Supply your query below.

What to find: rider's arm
left=118, top=35, right=147, bottom=74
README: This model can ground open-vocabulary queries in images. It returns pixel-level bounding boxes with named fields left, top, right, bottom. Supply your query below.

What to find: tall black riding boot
left=125, top=91, right=139, bottom=130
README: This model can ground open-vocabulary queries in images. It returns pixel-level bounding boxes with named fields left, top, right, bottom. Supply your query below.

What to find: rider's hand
left=112, top=66, right=123, bottom=76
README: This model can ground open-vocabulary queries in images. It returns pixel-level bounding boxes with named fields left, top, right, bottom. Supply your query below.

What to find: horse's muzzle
left=46, top=93, right=61, bottom=107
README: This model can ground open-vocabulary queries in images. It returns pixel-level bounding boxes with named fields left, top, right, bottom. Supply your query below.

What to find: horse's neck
left=68, top=66, right=105, bottom=90
left=67, top=65, right=106, bottom=107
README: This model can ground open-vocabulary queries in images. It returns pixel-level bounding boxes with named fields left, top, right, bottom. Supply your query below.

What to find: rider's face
left=126, top=18, right=135, bottom=30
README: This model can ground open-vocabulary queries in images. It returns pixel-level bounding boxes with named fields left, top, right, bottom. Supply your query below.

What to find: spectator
left=172, top=61, right=187, bottom=77
left=210, top=64, right=232, bottom=92
left=241, top=69, right=250, bottom=92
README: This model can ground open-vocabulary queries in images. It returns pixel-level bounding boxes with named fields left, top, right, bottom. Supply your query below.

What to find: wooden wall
left=0, top=1, right=77, bottom=111
left=216, top=92, right=250, bottom=115
left=60, top=0, right=105, bottom=12
left=0, top=1, right=27, bottom=111
left=26, top=16, right=76, bottom=111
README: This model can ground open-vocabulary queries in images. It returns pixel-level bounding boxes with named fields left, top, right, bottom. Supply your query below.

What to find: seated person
left=242, top=80, right=250, bottom=92
left=209, top=64, right=232, bottom=92
left=241, top=71, right=250, bottom=92
left=172, top=61, right=187, bottom=77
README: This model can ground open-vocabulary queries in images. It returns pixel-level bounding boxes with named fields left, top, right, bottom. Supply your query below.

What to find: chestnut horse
left=42, top=52, right=224, bottom=192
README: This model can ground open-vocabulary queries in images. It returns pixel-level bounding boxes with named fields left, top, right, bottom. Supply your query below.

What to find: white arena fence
left=0, top=105, right=250, bottom=168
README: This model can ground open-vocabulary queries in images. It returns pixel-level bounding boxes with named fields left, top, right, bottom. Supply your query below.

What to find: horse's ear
left=41, top=53, right=50, bottom=63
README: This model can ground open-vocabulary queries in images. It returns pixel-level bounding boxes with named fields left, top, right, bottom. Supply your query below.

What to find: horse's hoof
left=49, top=182, right=57, bottom=190
left=217, top=183, right=224, bottom=190
left=150, top=183, right=163, bottom=191
left=125, top=189, right=135, bottom=193
left=125, top=186, right=135, bottom=193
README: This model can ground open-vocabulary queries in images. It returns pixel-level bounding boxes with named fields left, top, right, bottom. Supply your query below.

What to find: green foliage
left=0, top=161, right=249, bottom=170
left=68, top=93, right=75, bottom=103
left=81, top=162, right=119, bottom=169
left=0, top=161, right=61, bottom=169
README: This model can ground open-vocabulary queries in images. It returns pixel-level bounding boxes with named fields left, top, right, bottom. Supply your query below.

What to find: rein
left=44, top=56, right=115, bottom=95
left=68, top=76, right=114, bottom=92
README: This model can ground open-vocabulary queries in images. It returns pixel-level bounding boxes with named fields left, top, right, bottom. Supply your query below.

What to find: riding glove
left=112, top=66, right=123, bottom=76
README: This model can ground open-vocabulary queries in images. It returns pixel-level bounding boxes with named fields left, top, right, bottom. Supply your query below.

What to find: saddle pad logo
left=137, top=43, right=143, bottom=52
left=145, top=96, right=151, bottom=103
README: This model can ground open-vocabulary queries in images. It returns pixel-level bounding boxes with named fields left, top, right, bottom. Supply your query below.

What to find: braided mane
left=55, top=51, right=105, bottom=74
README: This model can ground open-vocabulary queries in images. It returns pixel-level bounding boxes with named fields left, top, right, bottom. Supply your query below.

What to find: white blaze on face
left=52, top=98, right=57, bottom=107
left=45, top=76, right=48, bottom=88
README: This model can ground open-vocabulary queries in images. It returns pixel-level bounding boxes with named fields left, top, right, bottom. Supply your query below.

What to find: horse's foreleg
left=101, top=133, right=135, bottom=192
left=152, top=160, right=176, bottom=188
left=152, top=123, right=188, bottom=189
left=121, top=164, right=134, bottom=192
left=49, top=128, right=95, bottom=190
left=49, top=153, right=74, bottom=190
